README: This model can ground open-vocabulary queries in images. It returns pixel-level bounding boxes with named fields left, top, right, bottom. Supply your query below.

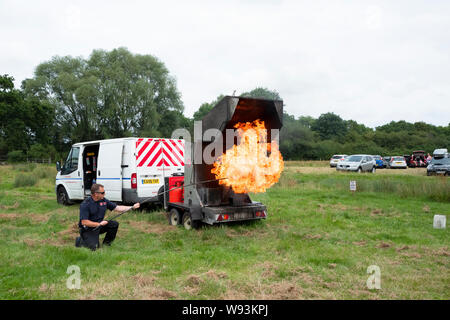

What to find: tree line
left=1, top=48, right=449, bottom=162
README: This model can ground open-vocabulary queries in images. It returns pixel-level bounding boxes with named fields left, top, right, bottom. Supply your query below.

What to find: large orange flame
left=211, top=119, right=284, bottom=193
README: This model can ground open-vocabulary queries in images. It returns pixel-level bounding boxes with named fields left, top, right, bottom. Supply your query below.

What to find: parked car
left=427, top=156, right=450, bottom=176
left=329, top=154, right=348, bottom=167
left=389, top=156, right=407, bottom=169
left=383, top=156, right=391, bottom=168
left=433, top=148, right=448, bottom=159
left=336, top=155, right=376, bottom=173
left=372, top=155, right=384, bottom=168
left=409, top=150, right=428, bottom=167
left=403, top=155, right=413, bottom=167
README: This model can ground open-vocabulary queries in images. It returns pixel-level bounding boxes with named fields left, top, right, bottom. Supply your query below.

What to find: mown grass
left=0, top=163, right=448, bottom=300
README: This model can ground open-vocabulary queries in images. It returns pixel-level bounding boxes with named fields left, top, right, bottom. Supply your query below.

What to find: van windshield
left=347, top=156, right=362, bottom=162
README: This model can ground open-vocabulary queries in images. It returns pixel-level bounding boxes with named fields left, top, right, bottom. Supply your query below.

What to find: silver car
left=329, top=154, right=348, bottom=167
left=336, top=154, right=376, bottom=173
left=389, top=156, right=407, bottom=169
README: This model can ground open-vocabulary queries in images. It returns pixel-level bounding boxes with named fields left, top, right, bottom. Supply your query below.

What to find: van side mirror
left=56, top=161, right=61, bottom=172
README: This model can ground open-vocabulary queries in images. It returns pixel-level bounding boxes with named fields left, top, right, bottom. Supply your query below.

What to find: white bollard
left=350, top=180, right=357, bottom=192
left=433, top=215, right=446, bottom=229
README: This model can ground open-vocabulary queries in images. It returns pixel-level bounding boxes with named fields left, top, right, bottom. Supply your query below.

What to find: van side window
left=62, top=147, right=80, bottom=174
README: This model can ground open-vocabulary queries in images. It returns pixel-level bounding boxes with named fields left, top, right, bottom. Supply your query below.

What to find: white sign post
left=350, top=180, right=357, bottom=193
left=433, top=215, right=447, bottom=229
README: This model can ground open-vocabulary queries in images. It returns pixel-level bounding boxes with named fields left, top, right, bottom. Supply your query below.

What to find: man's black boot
left=75, top=236, right=82, bottom=247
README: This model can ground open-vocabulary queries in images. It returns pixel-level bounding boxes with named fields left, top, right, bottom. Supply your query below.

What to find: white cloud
left=1, top=0, right=449, bottom=127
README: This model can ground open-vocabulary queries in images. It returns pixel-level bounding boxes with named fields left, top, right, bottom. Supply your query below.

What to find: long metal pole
left=92, top=177, right=227, bottom=231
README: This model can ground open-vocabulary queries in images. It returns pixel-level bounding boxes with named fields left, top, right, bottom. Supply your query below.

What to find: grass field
left=0, top=163, right=449, bottom=300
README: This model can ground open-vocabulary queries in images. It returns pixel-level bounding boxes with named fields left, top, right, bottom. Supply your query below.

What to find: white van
left=55, top=137, right=184, bottom=205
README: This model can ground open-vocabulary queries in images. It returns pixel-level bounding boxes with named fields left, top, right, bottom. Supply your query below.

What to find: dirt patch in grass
left=57, top=223, right=79, bottom=238
left=304, top=234, right=322, bottom=240
left=316, top=203, right=368, bottom=214
left=80, top=274, right=177, bottom=300
left=264, top=281, right=304, bottom=299
left=257, top=261, right=277, bottom=278
left=396, top=245, right=417, bottom=252
left=400, top=252, right=422, bottom=259
left=205, top=269, right=228, bottom=280
left=433, top=247, right=450, bottom=257
left=132, top=274, right=157, bottom=287
left=225, top=227, right=269, bottom=239
left=353, top=240, right=367, bottom=246
left=0, top=202, right=20, bottom=210
left=126, top=220, right=173, bottom=235
left=30, top=214, right=51, bottom=223
left=182, top=270, right=229, bottom=296
left=0, top=213, right=21, bottom=219
left=376, top=241, right=391, bottom=249
left=0, top=212, right=51, bottom=224
left=185, top=270, right=228, bottom=285
left=39, top=283, right=56, bottom=294
left=222, top=280, right=305, bottom=300
left=371, top=209, right=383, bottom=216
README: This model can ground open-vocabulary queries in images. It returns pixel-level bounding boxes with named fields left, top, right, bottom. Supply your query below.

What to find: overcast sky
left=1, top=0, right=449, bottom=128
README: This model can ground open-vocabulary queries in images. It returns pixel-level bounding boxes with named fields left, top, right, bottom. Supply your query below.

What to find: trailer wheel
left=57, top=186, right=73, bottom=206
left=168, top=208, right=181, bottom=226
left=182, top=212, right=199, bottom=230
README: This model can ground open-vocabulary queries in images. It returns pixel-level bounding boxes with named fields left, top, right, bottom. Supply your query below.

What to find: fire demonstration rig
left=163, top=96, right=283, bottom=229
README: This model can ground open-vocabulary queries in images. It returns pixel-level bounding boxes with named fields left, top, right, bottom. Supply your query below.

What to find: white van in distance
left=55, top=137, right=184, bottom=205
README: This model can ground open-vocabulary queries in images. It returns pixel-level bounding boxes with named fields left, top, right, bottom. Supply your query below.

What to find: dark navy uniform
left=78, top=197, right=119, bottom=250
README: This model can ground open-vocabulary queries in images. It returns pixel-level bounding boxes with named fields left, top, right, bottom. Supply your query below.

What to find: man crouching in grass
left=77, top=183, right=140, bottom=251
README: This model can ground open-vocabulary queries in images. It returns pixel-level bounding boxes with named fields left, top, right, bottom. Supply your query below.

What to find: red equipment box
left=168, top=175, right=184, bottom=203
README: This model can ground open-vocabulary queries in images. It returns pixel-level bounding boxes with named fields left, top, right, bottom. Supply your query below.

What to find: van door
left=59, top=146, right=84, bottom=199
left=97, top=141, right=123, bottom=201
left=136, top=139, right=163, bottom=198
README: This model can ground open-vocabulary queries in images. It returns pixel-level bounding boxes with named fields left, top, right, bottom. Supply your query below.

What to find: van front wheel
left=57, top=186, right=73, bottom=206
left=158, top=186, right=165, bottom=204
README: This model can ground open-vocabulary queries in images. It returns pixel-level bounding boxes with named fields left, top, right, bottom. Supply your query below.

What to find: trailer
left=163, top=96, right=283, bottom=229
left=55, top=137, right=184, bottom=205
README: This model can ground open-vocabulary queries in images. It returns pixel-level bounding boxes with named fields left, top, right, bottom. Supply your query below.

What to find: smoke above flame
left=211, top=119, right=284, bottom=193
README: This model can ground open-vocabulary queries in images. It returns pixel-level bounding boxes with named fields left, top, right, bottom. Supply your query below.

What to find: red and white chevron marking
left=136, top=138, right=184, bottom=167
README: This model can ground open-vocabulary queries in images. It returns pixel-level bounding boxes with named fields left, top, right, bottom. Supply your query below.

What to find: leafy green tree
left=0, top=75, right=28, bottom=152
left=22, top=47, right=185, bottom=144
left=27, top=143, right=57, bottom=160
left=1, top=74, right=53, bottom=156
left=193, top=95, right=224, bottom=121
left=240, top=87, right=282, bottom=100
left=311, top=112, right=348, bottom=140
left=280, top=113, right=316, bottom=159
left=297, top=116, right=316, bottom=129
